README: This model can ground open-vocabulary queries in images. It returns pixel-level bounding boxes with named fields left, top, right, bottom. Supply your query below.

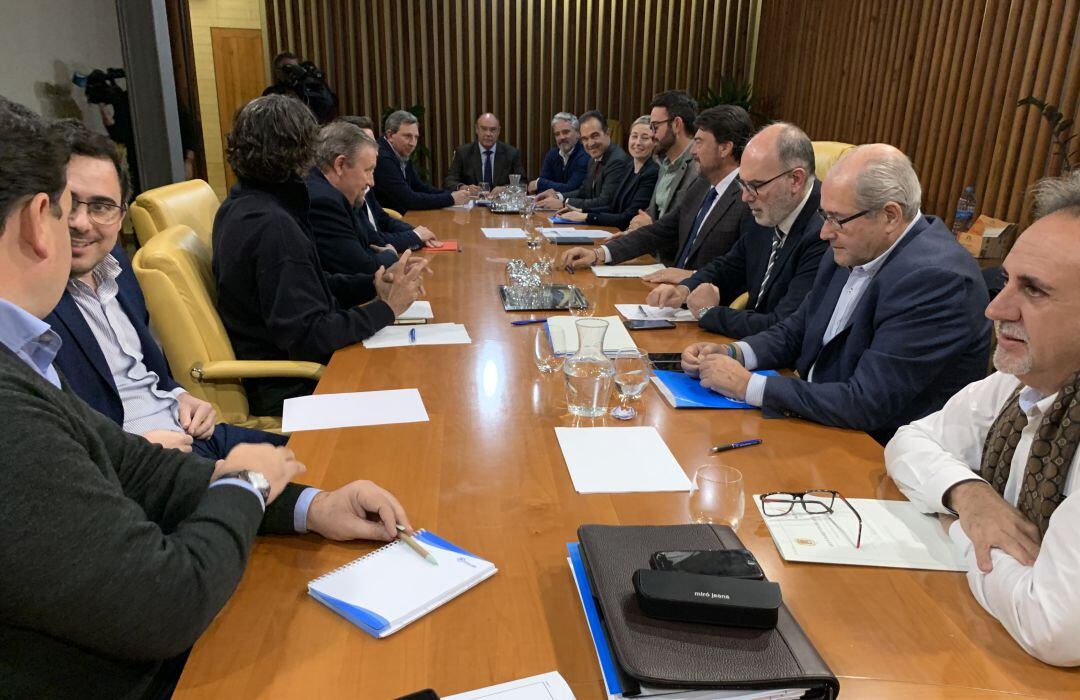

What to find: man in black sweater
left=213, top=96, right=429, bottom=415
left=0, top=94, right=414, bottom=699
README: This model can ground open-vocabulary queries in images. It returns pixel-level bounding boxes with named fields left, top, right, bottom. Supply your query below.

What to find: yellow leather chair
left=729, top=292, right=749, bottom=310
left=130, top=179, right=220, bottom=248
left=132, top=225, right=323, bottom=431
left=383, top=207, right=404, bottom=220
left=607, top=118, right=622, bottom=148
left=812, top=141, right=856, bottom=181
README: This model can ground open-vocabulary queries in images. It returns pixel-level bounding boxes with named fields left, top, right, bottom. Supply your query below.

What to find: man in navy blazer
left=682, top=144, right=990, bottom=444
left=646, top=123, right=828, bottom=339
left=45, top=122, right=285, bottom=460
left=530, top=112, right=589, bottom=194
left=372, top=110, right=469, bottom=213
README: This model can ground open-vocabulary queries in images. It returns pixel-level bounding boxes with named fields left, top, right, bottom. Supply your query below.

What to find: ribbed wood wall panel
left=754, top=0, right=1080, bottom=227
left=265, top=0, right=760, bottom=183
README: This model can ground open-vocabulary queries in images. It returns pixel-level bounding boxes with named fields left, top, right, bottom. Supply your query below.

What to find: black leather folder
left=578, top=524, right=840, bottom=699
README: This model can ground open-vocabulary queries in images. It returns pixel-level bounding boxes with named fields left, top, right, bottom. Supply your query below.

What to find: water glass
left=534, top=326, right=564, bottom=373
left=479, top=180, right=492, bottom=201
left=689, top=465, right=745, bottom=530
left=611, top=349, right=649, bottom=420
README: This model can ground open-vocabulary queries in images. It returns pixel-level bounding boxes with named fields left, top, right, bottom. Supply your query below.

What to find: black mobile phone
left=625, top=319, right=676, bottom=330
left=650, top=549, right=765, bottom=580
left=649, top=351, right=684, bottom=372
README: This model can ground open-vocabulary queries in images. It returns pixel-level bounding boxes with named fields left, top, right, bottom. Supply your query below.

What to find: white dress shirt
left=738, top=212, right=922, bottom=406
left=885, top=371, right=1080, bottom=666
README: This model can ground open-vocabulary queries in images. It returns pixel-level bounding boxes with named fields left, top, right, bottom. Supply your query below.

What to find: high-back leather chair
left=811, top=141, right=857, bottom=181
left=131, top=225, right=323, bottom=431
left=130, top=179, right=220, bottom=248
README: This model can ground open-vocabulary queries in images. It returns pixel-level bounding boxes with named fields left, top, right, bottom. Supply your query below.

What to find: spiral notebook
left=307, top=530, right=497, bottom=638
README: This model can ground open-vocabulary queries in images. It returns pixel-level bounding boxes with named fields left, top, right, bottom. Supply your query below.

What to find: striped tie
left=755, top=227, right=786, bottom=309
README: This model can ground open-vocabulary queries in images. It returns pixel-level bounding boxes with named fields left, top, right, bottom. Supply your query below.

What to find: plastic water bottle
left=952, top=186, right=977, bottom=235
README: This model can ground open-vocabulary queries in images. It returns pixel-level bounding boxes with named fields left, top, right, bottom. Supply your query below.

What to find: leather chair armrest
left=191, top=360, right=325, bottom=381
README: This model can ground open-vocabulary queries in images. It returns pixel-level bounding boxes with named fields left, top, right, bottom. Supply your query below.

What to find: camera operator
left=263, top=51, right=338, bottom=123
left=81, top=68, right=140, bottom=194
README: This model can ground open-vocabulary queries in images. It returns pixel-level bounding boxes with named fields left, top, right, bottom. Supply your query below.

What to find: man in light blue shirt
left=681, top=144, right=990, bottom=443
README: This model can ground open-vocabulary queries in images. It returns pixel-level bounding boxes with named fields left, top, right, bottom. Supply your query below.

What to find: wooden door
left=210, top=27, right=265, bottom=190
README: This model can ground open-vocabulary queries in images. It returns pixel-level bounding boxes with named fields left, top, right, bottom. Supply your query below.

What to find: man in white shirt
left=885, top=171, right=1080, bottom=666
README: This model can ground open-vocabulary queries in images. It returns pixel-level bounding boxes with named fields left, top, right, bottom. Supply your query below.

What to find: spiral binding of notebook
left=307, top=529, right=497, bottom=638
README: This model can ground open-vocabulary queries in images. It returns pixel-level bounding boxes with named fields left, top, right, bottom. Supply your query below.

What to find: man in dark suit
left=646, top=123, right=828, bottom=339
left=372, top=109, right=469, bottom=213
left=44, top=120, right=285, bottom=461
left=682, top=144, right=990, bottom=444
left=443, top=112, right=527, bottom=192
left=529, top=112, right=589, bottom=194
left=559, top=105, right=754, bottom=276
left=535, top=109, right=632, bottom=211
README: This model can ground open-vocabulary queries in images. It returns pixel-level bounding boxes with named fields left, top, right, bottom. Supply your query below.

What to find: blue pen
left=409, top=327, right=417, bottom=344
left=511, top=318, right=548, bottom=326
left=710, top=438, right=762, bottom=454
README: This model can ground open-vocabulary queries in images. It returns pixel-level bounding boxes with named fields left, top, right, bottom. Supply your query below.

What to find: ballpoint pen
left=511, top=318, right=548, bottom=325
left=396, top=524, right=438, bottom=565
left=638, top=304, right=652, bottom=318
left=409, top=327, right=417, bottom=344
left=710, top=438, right=763, bottom=453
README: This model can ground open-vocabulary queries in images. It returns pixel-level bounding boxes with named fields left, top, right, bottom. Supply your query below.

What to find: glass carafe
left=563, top=319, right=616, bottom=417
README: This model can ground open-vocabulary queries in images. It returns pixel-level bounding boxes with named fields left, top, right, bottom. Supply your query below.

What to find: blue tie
left=675, top=186, right=719, bottom=268
left=483, top=150, right=494, bottom=184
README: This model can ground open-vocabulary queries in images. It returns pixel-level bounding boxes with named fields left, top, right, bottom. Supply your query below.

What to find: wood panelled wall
left=265, top=0, right=761, bottom=183
left=754, top=0, right=1080, bottom=227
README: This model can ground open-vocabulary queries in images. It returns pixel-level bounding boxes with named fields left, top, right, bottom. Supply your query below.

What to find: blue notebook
left=549, top=215, right=578, bottom=224
left=307, top=530, right=497, bottom=638
left=651, top=369, right=778, bottom=409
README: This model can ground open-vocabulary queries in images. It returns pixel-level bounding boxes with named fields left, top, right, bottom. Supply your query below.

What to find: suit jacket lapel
left=687, top=179, right=738, bottom=261
left=801, top=262, right=850, bottom=369
left=51, top=292, right=115, bottom=390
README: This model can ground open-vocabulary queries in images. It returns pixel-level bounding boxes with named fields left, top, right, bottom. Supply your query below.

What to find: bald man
left=682, top=144, right=990, bottom=444
left=443, top=112, right=527, bottom=192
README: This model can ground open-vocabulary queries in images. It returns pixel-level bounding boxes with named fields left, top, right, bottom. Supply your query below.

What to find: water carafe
left=563, top=319, right=616, bottom=417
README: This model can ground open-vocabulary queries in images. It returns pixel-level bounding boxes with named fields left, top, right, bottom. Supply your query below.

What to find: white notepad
left=614, top=304, right=696, bottom=322
left=281, top=389, right=429, bottom=432
left=308, top=530, right=497, bottom=638
left=591, top=264, right=666, bottom=278
left=546, top=316, right=637, bottom=356
left=539, top=228, right=612, bottom=240
left=754, top=495, right=969, bottom=572
left=398, top=300, right=434, bottom=321
left=446, top=671, right=576, bottom=700
left=362, top=323, right=472, bottom=348
left=482, top=227, right=529, bottom=239
left=555, top=427, right=693, bottom=493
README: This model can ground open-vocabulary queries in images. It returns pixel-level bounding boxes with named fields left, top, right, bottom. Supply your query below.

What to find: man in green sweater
left=0, top=95, right=414, bottom=699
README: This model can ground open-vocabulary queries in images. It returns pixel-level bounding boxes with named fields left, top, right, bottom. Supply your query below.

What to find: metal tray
left=498, top=284, right=588, bottom=311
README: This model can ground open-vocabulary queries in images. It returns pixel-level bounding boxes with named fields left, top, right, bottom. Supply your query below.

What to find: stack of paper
left=754, top=495, right=969, bottom=571
left=482, top=227, right=529, bottom=239
left=554, top=427, right=693, bottom=493
left=591, top=264, right=666, bottom=278
left=397, top=300, right=434, bottom=322
left=445, top=672, right=576, bottom=700
left=281, top=389, right=429, bottom=432
left=362, top=323, right=472, bottom=348
left=540, top=227, right=613, bottom=240
left=614, top=304, right=695, bottom=322
left=546, top=316, right=636, bottom=356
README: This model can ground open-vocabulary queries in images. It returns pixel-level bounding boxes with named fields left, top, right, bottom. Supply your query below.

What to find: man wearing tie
left=443, top=112, right=527, bottom=192
left=682, top=144, right=990, bottom=444
left=645, top=123, right=828, bottom=339
left=534, top=110, right=631, bottom=211
left=559, top=105, right=753, bottom=276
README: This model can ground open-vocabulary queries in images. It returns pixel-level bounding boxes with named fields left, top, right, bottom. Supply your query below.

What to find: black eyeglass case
left=632, top=568, right=782, bottom=629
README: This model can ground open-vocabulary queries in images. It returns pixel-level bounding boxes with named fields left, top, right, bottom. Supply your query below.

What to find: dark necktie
left=483, top=150, right=494, bottom=185
left=675, top=186, right=719, bottom=269
left=755, top=227, right=787, bottom=309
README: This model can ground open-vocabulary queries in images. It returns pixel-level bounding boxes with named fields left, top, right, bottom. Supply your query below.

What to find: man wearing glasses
left=681, top=144, right=989, bottom=444
left=885, top=173, right=1080, bottom=666
left=644, top=122, right=828, bottom=339
left=43, top=120, right=285, bottom=460
left=625, top=90, right=700, bottom=231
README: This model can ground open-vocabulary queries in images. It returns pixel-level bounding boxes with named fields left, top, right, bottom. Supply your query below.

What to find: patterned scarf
left=979, top=371, right=1080, bottom=537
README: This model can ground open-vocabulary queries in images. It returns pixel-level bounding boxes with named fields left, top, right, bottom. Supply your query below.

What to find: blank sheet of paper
left=362, top=323, right=472, bottom=348
left=591, top=264, right=666, bottom=278
left=445, top=672, right=576, bottom=700
left=555, top=427, right=693, bottom=493
left=398, top=301, right=434, bottom=320
left=481, top=227, right=528, bottom=239
left=282, top=389, right=429, bottom=432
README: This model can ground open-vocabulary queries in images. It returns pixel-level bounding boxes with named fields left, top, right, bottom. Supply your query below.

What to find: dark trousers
left=191, top=422, right=288, bottom=460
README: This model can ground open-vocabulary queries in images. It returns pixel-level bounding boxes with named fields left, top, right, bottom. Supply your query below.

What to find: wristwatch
left=696, top=305, right=715, bottom=320
left=218, top=470, right=271, bottom=502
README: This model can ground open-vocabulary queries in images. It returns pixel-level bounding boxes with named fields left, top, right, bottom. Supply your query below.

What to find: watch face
left=247, top=471, right=270, bottom=492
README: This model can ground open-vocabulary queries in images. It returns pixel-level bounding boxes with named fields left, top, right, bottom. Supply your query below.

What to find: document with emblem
left=753, top=496, right=968, bottom=572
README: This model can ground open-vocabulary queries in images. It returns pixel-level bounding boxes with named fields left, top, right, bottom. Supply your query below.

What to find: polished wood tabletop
left=174, top=207, right=1078, bottom=699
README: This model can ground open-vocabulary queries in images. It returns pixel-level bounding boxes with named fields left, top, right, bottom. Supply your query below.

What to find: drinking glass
left=534, top=325, right=564, bottom=373
left=567, top=284, right=595, bottom=317
left=688, top=465, right=745, bottom=530
left=611, top=349, right=649, bottom=420
left=479, top=181, right=492, bottom=202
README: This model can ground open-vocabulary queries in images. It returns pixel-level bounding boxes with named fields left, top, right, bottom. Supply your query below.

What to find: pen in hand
left=710, top=439, right=763, bottom=454
left=396, top=524, right=438, bottom=565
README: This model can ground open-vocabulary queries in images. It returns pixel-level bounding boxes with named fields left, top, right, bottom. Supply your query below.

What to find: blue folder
left=549, top=215, right=578, bottom=224
left=568, top=542, right=623, bottom=696
left=651, top=369, right=778, bottom=409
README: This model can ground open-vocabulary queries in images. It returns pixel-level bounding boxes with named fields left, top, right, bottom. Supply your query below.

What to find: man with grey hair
left=884, top=172, right=1080, bottom=666
left=443, top=112, right=526, bottom=191
left=373, top=109, right=468, bottom=213
left=529, top=111, right=589, bottom=194
left=645, top=122, right=828, bottom=338
left=681, top=143, right=990, bottom=444
left=306, top=121, right=441, bottom=276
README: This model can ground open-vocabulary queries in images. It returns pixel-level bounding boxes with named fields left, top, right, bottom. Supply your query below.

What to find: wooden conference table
left=174, top=207, right=1078, bottom=699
